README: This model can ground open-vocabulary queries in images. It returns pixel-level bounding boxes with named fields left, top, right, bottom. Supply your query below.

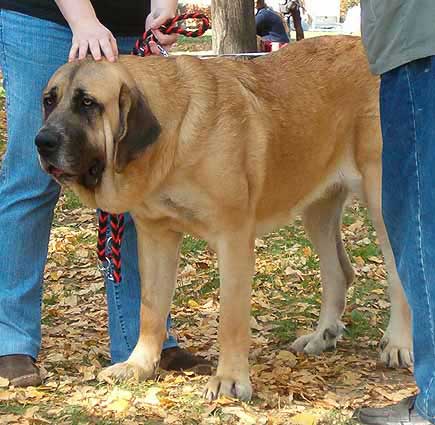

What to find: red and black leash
left=133, top=13, right=210, bottom=57
left=97, top=13, right=210, bottom=283
left=97, top=211, right=125, bottom=283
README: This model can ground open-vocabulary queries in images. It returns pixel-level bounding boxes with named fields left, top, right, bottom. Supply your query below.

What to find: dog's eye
left=82, top=98, right=94, bottom=107
left=44, top=96, right=55, bottom=107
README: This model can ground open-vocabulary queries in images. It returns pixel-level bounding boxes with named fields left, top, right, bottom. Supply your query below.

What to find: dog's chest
left=137, top=186, right=215, bottom=239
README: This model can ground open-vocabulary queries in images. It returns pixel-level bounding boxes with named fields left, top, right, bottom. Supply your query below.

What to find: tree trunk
left=211, top=0, right=257, bottom=54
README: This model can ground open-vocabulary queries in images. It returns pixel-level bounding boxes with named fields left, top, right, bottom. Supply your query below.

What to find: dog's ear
left=114, top=83, right=161, bottom=173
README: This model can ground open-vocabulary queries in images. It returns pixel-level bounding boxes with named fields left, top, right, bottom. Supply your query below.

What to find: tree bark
left=211, top=0, right=257, bottom=54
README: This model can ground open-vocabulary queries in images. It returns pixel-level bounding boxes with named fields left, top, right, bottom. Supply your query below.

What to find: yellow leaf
left=107, top=388, right=132, bottom=402
left=25, top=388, right=45, bottom=400
left=0, top=391, right=14, bottom=401
left=368, top=256, right=383, bottom=264
left=75, top=248, right=89, bottom=258
left=80, top=366, right=96, bottom=382
left=291, top=413, right=319, bottom=425
left=255, top=239, right=266, bottom=248
left=63, top=295, right=78, bottom=307
left=276, top=350, right=295, bottom=360
left=276, top=350, right=297, bottom=366
left=371, top=288, right=384, bottom=295
left=49, top=270, right=63, bottom=281
left=188, top=299, right=200, bottom=309
left=143, top=387, right=160, bottom=405
left=0, top=377, right=9, bottom=387
left=107, top=399, right=130, bottom=413
left=302, top=247, right=312, bottom=257
left=215, top=395, right=236, bottom=405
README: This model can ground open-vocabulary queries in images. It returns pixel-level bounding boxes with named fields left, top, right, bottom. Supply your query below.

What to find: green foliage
left=341, top=0, right=360, bottom=17
left=64, top=190, right=83, bottom=210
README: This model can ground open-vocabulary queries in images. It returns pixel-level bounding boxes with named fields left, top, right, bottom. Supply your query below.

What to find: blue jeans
left=381, top=56, right=435, bottom=423
left=0, top=10, right=177, bottom=365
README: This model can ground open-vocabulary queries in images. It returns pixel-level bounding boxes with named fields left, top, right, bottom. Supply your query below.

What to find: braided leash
left=132, top=13, right=210, bottom=57
left=97, top=211, right=125, bottom=283
left=97, top=13, right=210, bottom=284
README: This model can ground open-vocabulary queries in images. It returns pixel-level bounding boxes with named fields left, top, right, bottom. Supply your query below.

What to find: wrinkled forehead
left=45, top=59, right=124, bottom=103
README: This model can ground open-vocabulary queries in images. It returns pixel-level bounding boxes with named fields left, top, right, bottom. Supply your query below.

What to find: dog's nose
left=35, top=129, right=60, bottom=156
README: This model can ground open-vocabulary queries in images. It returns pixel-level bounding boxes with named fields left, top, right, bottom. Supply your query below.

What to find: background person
left=256, top=0, right=290, bottom=51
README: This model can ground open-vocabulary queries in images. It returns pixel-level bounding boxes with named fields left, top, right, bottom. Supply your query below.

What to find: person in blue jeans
left=0, top=0, right=210, bottom=387
left=354, top=1, right=435, bottom=424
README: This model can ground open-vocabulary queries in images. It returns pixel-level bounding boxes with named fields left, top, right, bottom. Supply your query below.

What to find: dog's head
left=35, top=58, right=161, bottom=193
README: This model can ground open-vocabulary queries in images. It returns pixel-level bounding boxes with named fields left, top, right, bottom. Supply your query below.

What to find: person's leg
left=0, top=11, right=71, bottom=384
left=355, top=57, right=435, bottom=424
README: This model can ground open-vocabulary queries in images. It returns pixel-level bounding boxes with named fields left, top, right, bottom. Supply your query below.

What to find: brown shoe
left=0, top=355, right=42, bottom=387
left=160, top=347, right=213, bottom=375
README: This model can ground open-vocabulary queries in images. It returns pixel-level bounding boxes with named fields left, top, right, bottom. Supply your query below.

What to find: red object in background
left=261, top=40, right=289, bottom=52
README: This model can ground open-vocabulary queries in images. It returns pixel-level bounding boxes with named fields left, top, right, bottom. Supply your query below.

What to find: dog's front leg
left=99, top=223, right=182, bottom=383
left=204, top=227, right=255, bottom=401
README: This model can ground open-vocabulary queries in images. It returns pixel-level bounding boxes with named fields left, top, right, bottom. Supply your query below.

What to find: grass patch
left=177, top=34, right=211, bottom=46
left=344, top=278, right=389, bottom=341
left=181, top=234, right=207, bottom=256
left=0, top=403, right=29, bottom=416
left=350, top=243, right=381, bottom=261
left=318, top=410, right=356, bottom=425
left=58, top=406, right=127, bottom=425
left=270, top=318, right=299, bottom=342
left=63, top=190, right=83, bottom=210
left=44, top=293, right=59, bottom=306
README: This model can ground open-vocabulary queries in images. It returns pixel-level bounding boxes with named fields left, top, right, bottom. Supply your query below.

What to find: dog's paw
left=97, top=360, right=157, bottom=383
left=380, top=334, right=413, bottom=368
left=291, top=322, right=345, bottom=355
left=203, top=375, right=252, bottom=402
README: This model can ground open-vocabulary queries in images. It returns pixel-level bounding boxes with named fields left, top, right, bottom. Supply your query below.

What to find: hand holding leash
left=145, top=8, right=179, bottom=55
left=133, top=13, right=211, bottom=57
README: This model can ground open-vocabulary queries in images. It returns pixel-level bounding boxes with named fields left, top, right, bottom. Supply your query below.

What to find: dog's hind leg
left=361, top=162, right=413, bottom=368
left=291, top=185, right=354, bottom=355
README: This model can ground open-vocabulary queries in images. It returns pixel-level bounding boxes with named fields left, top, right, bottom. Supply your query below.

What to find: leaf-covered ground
left=0, top=36, right=416, bottom=425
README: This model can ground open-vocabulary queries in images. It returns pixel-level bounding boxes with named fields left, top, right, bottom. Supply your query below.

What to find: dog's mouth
left=41, top=157, right=105, bottom=189
left=48, top=164, right=68, bottom=179
left=40, top=158, right=76, bottom=182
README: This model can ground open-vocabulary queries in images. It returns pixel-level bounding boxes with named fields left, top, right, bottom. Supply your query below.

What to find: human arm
left=55, top=0, right=118, bottom=62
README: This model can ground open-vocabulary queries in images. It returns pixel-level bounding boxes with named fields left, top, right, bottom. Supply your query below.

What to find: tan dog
left=35, top=35, right=412, bottom=401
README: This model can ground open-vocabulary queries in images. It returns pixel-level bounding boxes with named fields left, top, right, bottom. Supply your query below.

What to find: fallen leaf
left=143, top=386, right=160, bottom=405
left=290, top=412, right=319, bottom=425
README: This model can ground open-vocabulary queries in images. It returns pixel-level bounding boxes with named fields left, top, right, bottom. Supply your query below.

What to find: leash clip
left=136, top=32, right=169, bottom=57
left=99, top=258, right=115, bottom=282
left=157, top=44, right=169, bottom=57
left=98, top=236, right=115, bottom=282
